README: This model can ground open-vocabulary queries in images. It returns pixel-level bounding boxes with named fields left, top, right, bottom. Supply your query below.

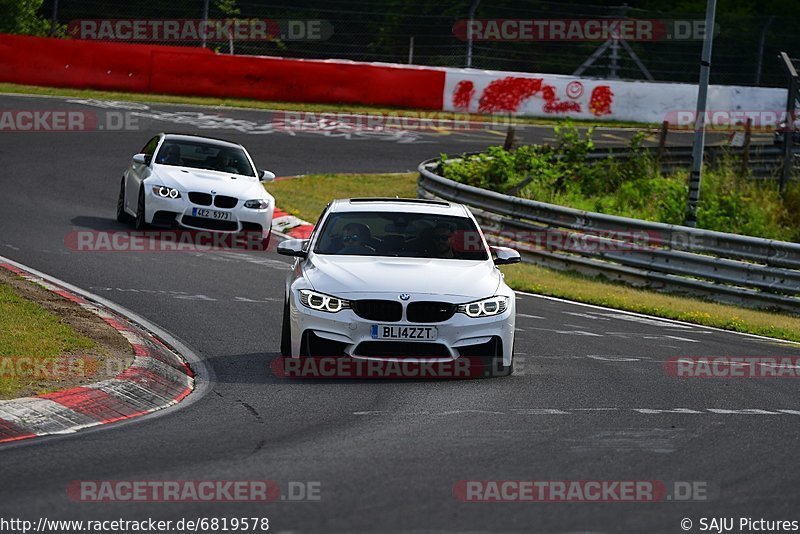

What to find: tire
left=262, top=226, right=272, bottom=251
left=280, top=298, right=292, bottom=357
left=485, top=340, right=513, bottom=378
left=116, top=178, right=133, bottom=224
left=134, top=187, right=149, bottom=231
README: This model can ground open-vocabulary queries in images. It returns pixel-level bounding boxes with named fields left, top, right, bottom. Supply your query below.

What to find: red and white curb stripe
left=0, top=262, right=194, bottom=444
left=272, top=207, right=313, bottom=240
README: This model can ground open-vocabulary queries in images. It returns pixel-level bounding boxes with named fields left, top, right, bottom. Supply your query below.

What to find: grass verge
left=0, top=82, right=653, bottom=129
left=0, top=281, right=95, bottom=397
left=265, top=172, right=800, bottom=343
left=268, top=173, right=418, bottom=220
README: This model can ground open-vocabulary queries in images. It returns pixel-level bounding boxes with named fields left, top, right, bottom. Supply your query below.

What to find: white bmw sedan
left=277, top=198, right=520, bottom=377
left=116, top=133, right=276, bottom=241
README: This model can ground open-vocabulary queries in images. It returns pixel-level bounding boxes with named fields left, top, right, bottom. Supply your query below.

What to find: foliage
left=0, top=0, right=51, bottom=35
left=441, top=121, right=800, bottom=242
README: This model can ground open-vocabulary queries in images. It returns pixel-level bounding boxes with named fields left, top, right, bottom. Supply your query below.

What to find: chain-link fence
left=13, top=0, right=800, bottom=87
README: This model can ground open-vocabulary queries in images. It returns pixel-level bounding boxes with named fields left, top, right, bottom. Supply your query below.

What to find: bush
left=440, top=122, right=800, bottom=243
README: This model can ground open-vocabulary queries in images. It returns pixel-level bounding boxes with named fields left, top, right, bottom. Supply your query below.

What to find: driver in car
left=159, top=144, right=182, bottom=165
left=338, top=223, right=375, bottom=254
left=429, top=223, right=456, bottom=259
left=212, top=150, right=239, bottom=174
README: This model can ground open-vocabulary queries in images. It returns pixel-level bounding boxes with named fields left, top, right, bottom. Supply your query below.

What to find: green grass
left=0, top=82, right=653, bottom=129
left=0, top=281, right=96, bottom=397
left=266, top=173, right=418, bottom=220
left=502, top=264, right=800, bottom=342
left=265, top=172, right=800, bottom=343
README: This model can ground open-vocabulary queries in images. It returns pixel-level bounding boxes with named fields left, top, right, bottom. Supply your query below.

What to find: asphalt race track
left=1, top=94, right=798, bottom=533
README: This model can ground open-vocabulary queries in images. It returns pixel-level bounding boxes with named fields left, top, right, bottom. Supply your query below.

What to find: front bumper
left=288, top=291, right=516, bottom=366
left=145, top=189, right=274, bottom=233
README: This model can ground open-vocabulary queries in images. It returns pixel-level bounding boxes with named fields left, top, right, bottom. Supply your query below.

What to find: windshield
left=314, top=211, right=489, bottom=260
left=154, top=140, right=256, bottom=177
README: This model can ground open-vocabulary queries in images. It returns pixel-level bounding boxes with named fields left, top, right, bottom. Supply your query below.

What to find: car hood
left=303, top=254, right=501, bottom=299
left=152, top=165, right=269, bottom=198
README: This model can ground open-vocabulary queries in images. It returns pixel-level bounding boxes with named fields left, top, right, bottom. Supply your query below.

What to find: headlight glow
left=152, top=185, right=181, bottom=199
left=244, top=199, right=270, bottom=209
left=299, top=290, right=350, bottom=313
left=457, top=296, right=509, bottom=318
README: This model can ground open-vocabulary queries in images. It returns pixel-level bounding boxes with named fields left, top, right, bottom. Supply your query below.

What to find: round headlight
left=169, top=188, right=179, bottom=199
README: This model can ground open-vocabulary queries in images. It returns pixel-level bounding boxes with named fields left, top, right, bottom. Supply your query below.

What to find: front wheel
left=134, top=187, right=149, bottom=230
left=262, top=226, right=272, bottom=251
left=484, top=340, right=513, bottom=378
left=116, top=178, right=133, bottom=224
left=280, top=298, right=291, bottom=357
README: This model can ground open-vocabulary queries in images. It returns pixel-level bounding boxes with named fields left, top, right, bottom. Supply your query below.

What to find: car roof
left=330, top=198, right=470, bottom=216
left=162, top=133, right=245, bottom=150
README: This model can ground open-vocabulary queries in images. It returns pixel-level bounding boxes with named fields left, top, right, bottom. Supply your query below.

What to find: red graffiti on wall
left=451, top=76, right=614, bottom=117
left=452, top=76, right=581, bottom=114
left=544, top=100, right=581, bottom=113
left=477, top=77, right=545, bottom=113
left=589, top=85, right=614, bottom=116
left=452, top=80, right=475, bottom=111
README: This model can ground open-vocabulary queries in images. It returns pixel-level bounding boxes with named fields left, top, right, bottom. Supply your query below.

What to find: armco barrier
left=0, top=34, right=444, bottom=109
left=418, top=157, right=800, bottom=314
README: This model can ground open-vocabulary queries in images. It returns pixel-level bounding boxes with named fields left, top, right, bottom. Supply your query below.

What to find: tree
left=0, top=0, right=51, bottom=35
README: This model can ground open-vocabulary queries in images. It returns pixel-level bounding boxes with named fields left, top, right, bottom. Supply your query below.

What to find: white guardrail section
left=418, top=157, right=800, bottom=314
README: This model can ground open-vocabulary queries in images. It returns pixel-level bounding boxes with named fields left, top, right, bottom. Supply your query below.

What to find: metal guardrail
left=417, top=157, right=800, bottom=314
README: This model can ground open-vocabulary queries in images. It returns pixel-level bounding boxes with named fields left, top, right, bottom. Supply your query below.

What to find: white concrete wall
left=441, top=67, right=786, bottom=124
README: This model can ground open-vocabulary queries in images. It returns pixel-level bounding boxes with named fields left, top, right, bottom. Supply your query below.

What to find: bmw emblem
left=399, top=293, right=410, bottom=301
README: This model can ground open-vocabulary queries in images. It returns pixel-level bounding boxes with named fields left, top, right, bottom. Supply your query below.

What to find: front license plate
left=371, top=325, right=438, bottom=341
left=192, top=207, right=231, bottom=220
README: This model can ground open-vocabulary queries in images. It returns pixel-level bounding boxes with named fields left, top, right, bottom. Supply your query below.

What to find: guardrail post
left=656, top=121, right=668, bottom=175
left=503, top=122, right=517, bottom=151
left=740, top=118, right=752, bottom=179
left=779, top=52, right=799, bottom=192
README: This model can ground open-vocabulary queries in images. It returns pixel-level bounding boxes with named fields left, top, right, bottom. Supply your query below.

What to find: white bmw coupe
left=277, top=198, right=521, bottom=377
left=116, top=133, right=276, bottom=242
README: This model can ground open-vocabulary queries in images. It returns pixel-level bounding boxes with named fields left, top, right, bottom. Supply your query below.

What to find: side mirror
left=259, top=170, right=276, bottom=182
left=132, top=153, right=148, bottom=165
left=277, top=239, right=309, bottom=258
left=490, top=246, right=521, bottom=266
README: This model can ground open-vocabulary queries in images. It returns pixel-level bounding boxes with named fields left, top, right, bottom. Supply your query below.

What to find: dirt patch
left=0, top=268, right=134, bottom=399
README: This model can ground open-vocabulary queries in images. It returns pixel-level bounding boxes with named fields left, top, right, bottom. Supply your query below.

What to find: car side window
left=140, top=136, right=160, bottom=163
